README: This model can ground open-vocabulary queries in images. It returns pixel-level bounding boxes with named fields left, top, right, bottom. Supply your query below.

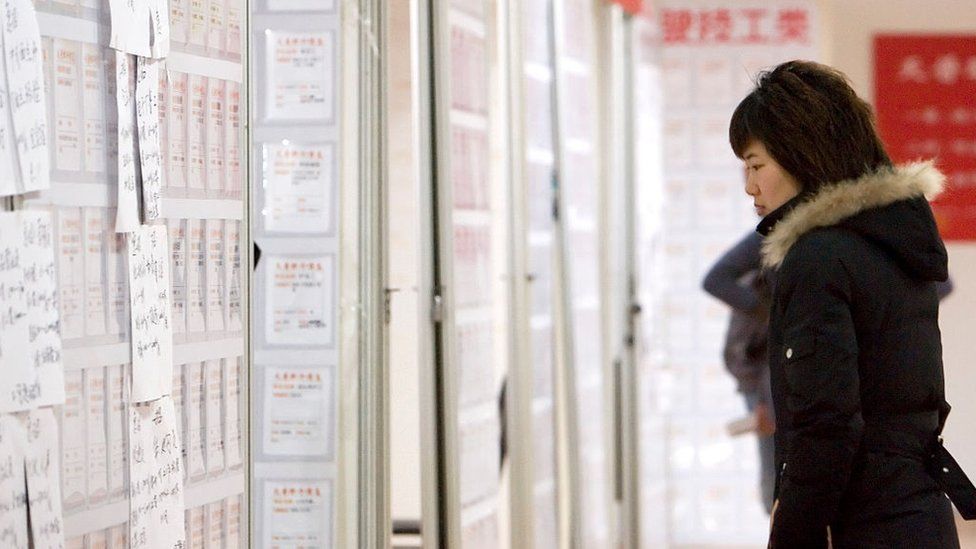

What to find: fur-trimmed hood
left=761, top=161, right=949, bottom=281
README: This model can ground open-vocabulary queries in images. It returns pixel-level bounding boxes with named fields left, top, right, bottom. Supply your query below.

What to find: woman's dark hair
left=729, top=60, right=893, bottom=194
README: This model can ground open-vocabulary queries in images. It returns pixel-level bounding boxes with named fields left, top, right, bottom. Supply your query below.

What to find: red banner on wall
left=875, top=35, right=976, bottom=241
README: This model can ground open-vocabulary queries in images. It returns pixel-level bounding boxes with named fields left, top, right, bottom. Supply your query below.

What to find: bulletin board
left=1, top=0, right=248, bottom=544
left=249, top=0, right=340, bottom=546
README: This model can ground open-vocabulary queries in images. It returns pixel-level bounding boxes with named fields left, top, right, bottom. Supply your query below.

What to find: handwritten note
left=128, top=396, right=186, bottom=549
left=108, top=0, right=169, bottom=58
left=1, top=0, right=51, bottom=194
left=25, top=407, right=66, bottom=549
left=115, top=52, right=140, bottom=233
left=0, top=211, right=65, bottom=413
left=0, top=414, right=28, bottom=548
left=126, top=225, right=174, bottom=402
left=266, top=255, right=334, bottom=346
left=136, top=57, right=163, bottom=221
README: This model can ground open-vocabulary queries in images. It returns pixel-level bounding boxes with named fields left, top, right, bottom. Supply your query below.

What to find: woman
left=729, top=60, right=960, bottom=548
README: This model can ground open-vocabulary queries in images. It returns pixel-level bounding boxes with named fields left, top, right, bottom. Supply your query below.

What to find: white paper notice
left=135, top=57, right=163, bottom=221
left=170, top=0, right=189, bottom=45
left=148, top=0, right=171, bottom=59
left=264, top=480, right=332, bottom=547
left=53, top=39, right=82, bottom=173
left=186, top=220, right=206, bottom=332
left=185, top=362, right=205, bottom=480
left=84, top=367, right=108, bottom=503
left=205, top=220, right=225, bottom=332
left=128, top=396, right=186, bottom=549
left=60, top=369, right=86, bottom=508
left=0, top=211, right=65, bottom=412
left=204, top=359, right=224, bottom=474
left=207, top=501, right=224, bottom=546
left=84, top=207, right=107, bottom=336
left=25, top=407, right=66, bottom=549
left=263, top=143, right=333, bottom=233
left=265, top=255, right=334, bottom=346
left=168, top=219, right=188, bottom=334
left=126, top=225, right=174, bottom=402
left=56, top=207, right=84, bottom=340
left=224, top=496, right=241, bottom=549
left=265, top=31, right=335, bottom=121
left=224, top=82, right=241, bottom=197
left=225, top=0, right=241, bottom=57
left=223, top=357, right=241, bottom=468
left=205, top=78, right=224, bottom=196
left=187, top=75, right=206, bottom=192
left=167, top=71, right=187, bottom=191
left=106, top=364, right=127, bottom=500
left=1, top=0, right=51, bottom=194
left=115, top=52, right=140, bottom=233
left=0, top=414, right=28, bottom=548
left=105, top=227, right=128, bottom=337
left=224, top=221, right=242, bottom=332
left=264, top=367, right=333, bottom=457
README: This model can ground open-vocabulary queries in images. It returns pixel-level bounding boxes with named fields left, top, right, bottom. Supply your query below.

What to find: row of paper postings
left=59, top=359, right=244, bottom=511
left=53, top=208, right=244, bottom=345
left=0, top=211, right=234, bottom=408
left=0, top=396, right=213, bottom=548
left=41, top=38, right=243, bottom=199
left=37, top=0, right=244, bottom=62
left=62, top=496, right=243, bottom=549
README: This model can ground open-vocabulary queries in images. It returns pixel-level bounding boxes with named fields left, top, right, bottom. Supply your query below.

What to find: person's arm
left=769, top=236, right=863, bottom=548
left=936, top=276, right=953, bottom=300
left=702, top=232, right=764, bottom=312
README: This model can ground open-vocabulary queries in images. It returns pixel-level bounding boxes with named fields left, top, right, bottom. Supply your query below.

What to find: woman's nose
left=745, top=180, right=758, bottom=197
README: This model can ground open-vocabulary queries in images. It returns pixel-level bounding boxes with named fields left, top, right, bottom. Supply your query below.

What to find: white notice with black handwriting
left=1, top=0, right=50, bottom=194
left=115, top=52, right=140, bottom=233
left=0, top=36, right=19, bottom=196
left=136, top=57, right=163, bottom=221
left=128, top=397, right=186, bottom=549
left=127, top=225, right=174, bottom=402
left=0, top=414, right=28, bottom=548
left=0, top=211, right=65, bottom=412
left=25, top=407, right=66, bottom=549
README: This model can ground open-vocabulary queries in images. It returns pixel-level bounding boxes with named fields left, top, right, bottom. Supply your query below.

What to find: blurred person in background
left=729, top=60, right=970, bottom=548
left=703, top=230, right=777, bottom=515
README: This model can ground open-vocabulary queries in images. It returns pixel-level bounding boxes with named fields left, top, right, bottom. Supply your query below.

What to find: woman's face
left=742, top=141, right=802, bottom=217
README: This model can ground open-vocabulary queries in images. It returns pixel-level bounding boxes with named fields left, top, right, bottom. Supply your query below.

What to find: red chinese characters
left=660, top=7, right=811, bottom=45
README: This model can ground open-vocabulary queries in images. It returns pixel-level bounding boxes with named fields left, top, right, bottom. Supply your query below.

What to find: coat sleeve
left=702, top=231, right=763, bottom=312
left=770, top=239, right=864, bottom=548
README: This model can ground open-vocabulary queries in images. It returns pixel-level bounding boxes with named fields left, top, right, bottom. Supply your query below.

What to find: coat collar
left=759, top=161, right=945, bottom=269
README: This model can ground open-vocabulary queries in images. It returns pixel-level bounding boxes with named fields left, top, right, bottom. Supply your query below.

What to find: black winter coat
left=757, top=162, right=960, bottom=548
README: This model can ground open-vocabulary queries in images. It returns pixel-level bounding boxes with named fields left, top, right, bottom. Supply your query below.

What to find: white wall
left=824, top=0, right=976, bottom=489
